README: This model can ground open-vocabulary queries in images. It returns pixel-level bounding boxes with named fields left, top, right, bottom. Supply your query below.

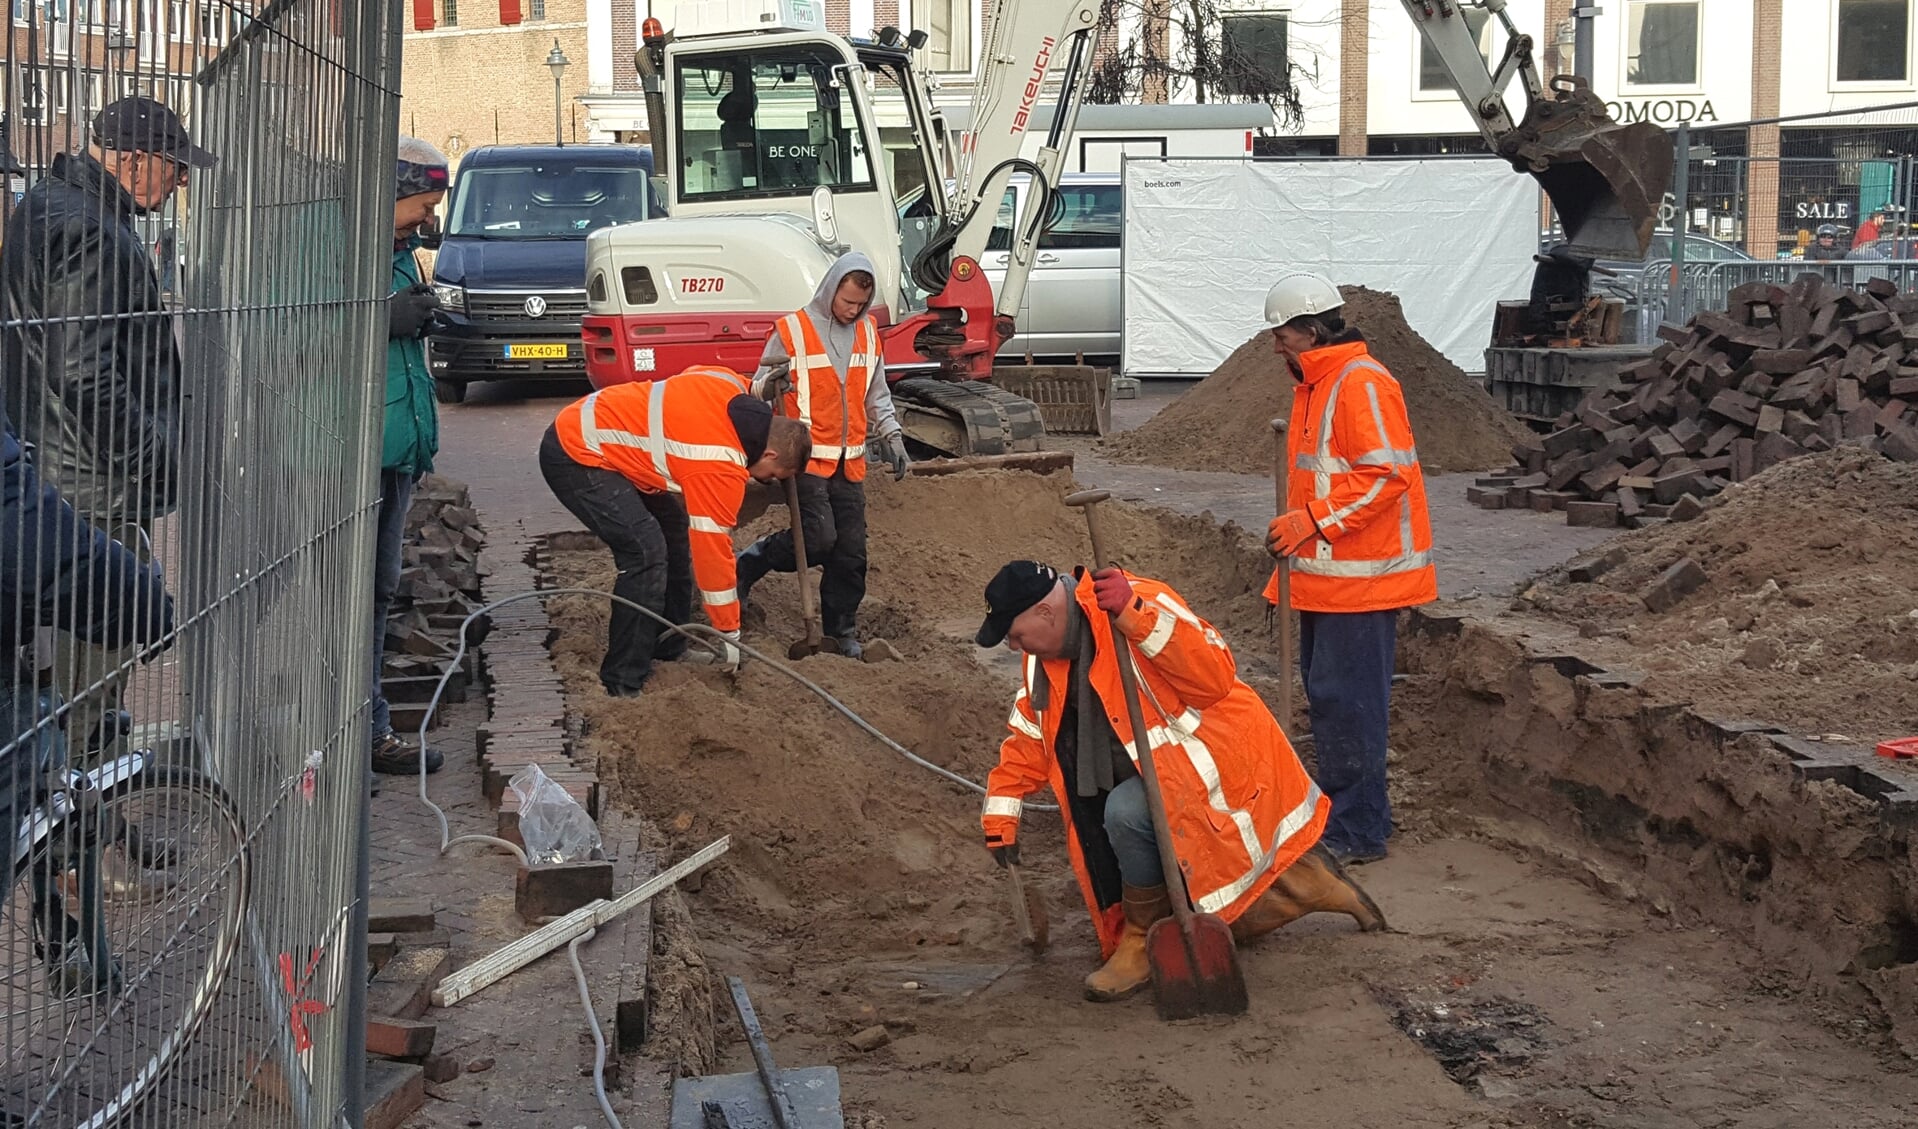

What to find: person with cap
left=366, top=135, right=453, bottom=781
left=0, top=95, right=213, bottom=761
left=976, top=559, right=1385, bottom=1003
left=732, top=251, right=910, bottom=658
left=540, top=366, right=813, bottom=697
left=1807, top=224, right=1846, bottom=261
left=1261, top=271, right=1435, bottom=866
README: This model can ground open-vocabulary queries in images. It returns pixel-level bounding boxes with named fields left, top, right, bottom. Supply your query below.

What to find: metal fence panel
left=0, top=0, right=398, bottom=1123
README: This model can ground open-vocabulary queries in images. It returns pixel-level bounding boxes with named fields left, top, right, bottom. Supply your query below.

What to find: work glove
left=387, top=282, right=439, bottom=339
left=877, top=432, right=910, bottom=482
left=1091, top=567, right=1134, bottom=615
left=713, top=630, right=742, bottom=673
left=1267, top=509, right=1321, bottom=558
left=751, top=363, right=792, bottom=403
left=988, top=841, right=1021, bottom=869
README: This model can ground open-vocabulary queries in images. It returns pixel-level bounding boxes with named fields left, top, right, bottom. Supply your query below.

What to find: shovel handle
left=1066, top=491, right=1198, bottom=926
left=774, top=396, right=822, bottom=645
left=1271, top=419, right=1294, bottom=727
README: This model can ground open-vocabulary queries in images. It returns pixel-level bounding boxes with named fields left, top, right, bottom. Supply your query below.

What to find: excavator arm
left=1403, top=0, right=1673, bottom=259
left=908, top=0, right=1100, bottom=322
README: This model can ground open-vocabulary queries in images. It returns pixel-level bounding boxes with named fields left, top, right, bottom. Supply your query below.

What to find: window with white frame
left=441, top=0, right=456, bottom=26
left=1836, top=0, right=1910, bottom=83
left=1417, top=7, right=1493, bottom=93
left=924, top=0, right=970, bottom=72
left=528, top=0, right=543, bottom=19
left=1625, top=0, right=1699, bottom=87
left=1220, top=12, right=1290, bottom=98
left=168, top=0, right=187, bottom=39
left=19, top=67, right=49, bottom=122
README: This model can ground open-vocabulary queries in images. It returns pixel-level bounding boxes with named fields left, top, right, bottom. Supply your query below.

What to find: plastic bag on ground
left=508, top=763, right=602, bottom=864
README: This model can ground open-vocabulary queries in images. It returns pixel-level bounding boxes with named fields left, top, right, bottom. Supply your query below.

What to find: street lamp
left=108, top=28, right=136, bottom=95
left=545, top=39, right=570, bottom=147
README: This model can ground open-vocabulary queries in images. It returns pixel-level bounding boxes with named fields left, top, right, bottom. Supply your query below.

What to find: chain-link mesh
left=0, top=0, right=398, bottom=1122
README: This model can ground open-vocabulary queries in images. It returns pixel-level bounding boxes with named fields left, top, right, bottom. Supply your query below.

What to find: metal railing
left=1635, top=257, right=1918, bottom=341
left=0, top=0, right=399, bottom=1123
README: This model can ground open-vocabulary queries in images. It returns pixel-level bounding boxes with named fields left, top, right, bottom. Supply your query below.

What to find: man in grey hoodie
left=735, top=252, right=909, bottom=656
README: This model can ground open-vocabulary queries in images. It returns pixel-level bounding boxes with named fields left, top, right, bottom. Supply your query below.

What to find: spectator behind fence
left=0, top=95, right=214, bottom=760
left=368, top=137, right=451, bottom=783
left=2, top=402, right=172, bottom=924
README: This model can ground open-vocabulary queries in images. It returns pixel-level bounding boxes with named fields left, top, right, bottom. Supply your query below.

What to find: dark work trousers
left=539, top=427, right=693, bottom=693
left=745, top=462, right=869, bottom=637
left=1298, top=608, right=1400, bottom=855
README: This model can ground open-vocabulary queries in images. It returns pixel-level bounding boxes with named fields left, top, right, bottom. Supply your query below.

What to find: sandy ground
left=440, top=376, right=1918, bottom=1129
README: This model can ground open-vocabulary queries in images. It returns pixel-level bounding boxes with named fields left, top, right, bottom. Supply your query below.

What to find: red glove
left=1091, top=567, right=1134, bottom=614
left=1267, top=509, right=1320, bottom=557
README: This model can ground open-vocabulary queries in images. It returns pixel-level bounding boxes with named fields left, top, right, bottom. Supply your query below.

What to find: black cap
left=93, top=96, right=216, bottom=169
left=975, top=560, right=1060, bottom=647
left=726, top=394, right=772, bottom=464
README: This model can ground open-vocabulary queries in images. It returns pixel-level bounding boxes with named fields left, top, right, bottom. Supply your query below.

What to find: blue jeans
left=1102, top=776, right=1165, bottom=888
left=1299, top=609, right=1399, bottom=855
left=369, top=469, right=417, bottom=742
left=2, top=682, right=67, bottom=916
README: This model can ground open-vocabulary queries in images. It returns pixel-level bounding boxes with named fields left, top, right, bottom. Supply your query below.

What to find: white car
left=979, top=172, right=1122, bottom=362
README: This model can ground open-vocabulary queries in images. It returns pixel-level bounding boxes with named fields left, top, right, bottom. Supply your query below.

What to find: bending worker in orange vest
left=1262, top=271, right=1437, bottom=866
left=539, top=366, right=812, bottom=697
left=977, top=559, right=1385, bottom=1002
left=734, top=251, right=910, bottom=658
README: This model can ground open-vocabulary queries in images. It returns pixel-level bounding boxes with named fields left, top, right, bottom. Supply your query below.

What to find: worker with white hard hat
left=1260, top=271, right=1436, bottom=866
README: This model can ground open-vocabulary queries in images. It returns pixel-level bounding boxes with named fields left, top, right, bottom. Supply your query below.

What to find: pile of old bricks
left=1471, top=273, right=1918, bottom=529
left=383, top=474, right=487, bottom=731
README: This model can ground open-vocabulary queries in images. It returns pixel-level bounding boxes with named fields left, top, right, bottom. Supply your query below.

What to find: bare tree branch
left=1086, top=0, right=1304, bottom=128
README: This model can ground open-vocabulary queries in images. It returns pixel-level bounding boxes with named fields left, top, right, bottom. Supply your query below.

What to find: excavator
left=578, top=0, right=1671, bottom=458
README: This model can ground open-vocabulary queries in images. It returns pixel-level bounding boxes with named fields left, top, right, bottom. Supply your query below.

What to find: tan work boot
left=1231, top=844, right=1389, bottom=944
left=1084, top=884, right=1172, bottom=1002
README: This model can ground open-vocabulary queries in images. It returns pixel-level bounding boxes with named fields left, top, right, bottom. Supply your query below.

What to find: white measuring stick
left=432, top=836, right=731, bottom=1007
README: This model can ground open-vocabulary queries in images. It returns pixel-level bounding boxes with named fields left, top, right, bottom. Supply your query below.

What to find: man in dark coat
left=0, top=96, right=213, bottom=756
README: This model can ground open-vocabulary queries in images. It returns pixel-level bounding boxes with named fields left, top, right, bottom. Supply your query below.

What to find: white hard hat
left=1263, top=271, right=1342, bottom=325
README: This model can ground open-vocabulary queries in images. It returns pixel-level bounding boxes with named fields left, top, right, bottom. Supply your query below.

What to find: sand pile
left=1522, top=446, right=1918, bottom=741
left=1104, top=287, right=1533, bottom=476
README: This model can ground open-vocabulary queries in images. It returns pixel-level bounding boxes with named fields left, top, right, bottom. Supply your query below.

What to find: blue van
left=426, top=144, right=658, bottom=403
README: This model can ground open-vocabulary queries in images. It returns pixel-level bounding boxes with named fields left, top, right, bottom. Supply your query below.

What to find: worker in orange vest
left=733, top=251, right=910, bottom=658
left=539, top=366, right=813, bottom=697
left=978, top=560, right=1385, bottom=1002
left=1262, top=272, right=1436, bottom=866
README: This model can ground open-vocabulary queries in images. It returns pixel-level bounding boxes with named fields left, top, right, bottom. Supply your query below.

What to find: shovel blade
left=1145, top=914, right=1249, bottom=1021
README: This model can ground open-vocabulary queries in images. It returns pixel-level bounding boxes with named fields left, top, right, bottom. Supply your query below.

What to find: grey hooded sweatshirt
left=754, top=250, right=902, bottom=447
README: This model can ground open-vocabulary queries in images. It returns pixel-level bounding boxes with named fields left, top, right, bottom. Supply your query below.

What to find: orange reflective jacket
left=553, top=366, right=755, bottom=632
left=1263, top=341, right=1437, bottom=614
left=775, top=310, right=878, bottom=481
left=982, top=570, right=1328, bottom=958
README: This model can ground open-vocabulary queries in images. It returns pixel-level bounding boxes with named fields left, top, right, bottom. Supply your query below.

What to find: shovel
left=1004, top=862, right=1049, bottom=954
left=1270, top=418, right=1295, bottom=729
left=782, top=473, right=828, bottom=660
left=1064, top=488, right=1250, bottom=1020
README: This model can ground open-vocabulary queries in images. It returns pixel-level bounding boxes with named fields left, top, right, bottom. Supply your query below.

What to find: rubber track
left=892, top=378, right=1047, bottom=456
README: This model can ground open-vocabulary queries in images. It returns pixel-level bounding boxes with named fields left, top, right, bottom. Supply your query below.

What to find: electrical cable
left=568, top=927, right=622, bottom=1129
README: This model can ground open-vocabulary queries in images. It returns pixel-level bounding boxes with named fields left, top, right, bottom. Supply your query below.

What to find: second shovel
left=1005, top=862, right=1049, bottom=953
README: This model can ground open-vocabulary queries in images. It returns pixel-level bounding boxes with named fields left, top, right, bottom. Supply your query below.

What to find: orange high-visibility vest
left=982, top=570, right=1328, bottom=958
left=1263, top=341, right=1437, bottom=614
left=774, top=310, right=878, bottom=481
left=553, top=366, right=754, bottom=632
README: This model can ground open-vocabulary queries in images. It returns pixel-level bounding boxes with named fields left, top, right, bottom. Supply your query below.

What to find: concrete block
left=1640, top=557, right=1707, bottom=613
left=1565, top=501, right=1619, bottom=528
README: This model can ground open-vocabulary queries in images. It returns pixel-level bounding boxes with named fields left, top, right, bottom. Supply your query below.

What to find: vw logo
left=524, top=295, right=548, bottom=318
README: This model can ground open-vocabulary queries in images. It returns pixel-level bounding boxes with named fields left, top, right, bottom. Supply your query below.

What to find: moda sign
left=1601, top=98, right=1720, bottom=124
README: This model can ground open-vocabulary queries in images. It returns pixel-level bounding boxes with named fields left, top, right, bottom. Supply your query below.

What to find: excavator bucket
left=992, top=365, right=1114, bottom=437
left=1506, top=76, right=1676, bottom=261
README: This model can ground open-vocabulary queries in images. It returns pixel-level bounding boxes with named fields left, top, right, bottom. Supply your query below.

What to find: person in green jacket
left=372, top=137, right=449, bottom=778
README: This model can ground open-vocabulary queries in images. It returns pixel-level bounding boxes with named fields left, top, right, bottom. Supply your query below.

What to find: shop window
left=1417, top=7, right=1493, bottom=93
left=1220, top=12, right=1289, bottom=98
left=1625, top=0, right=1698, bottom=86
left=1836, top=0, right=1909, bottom=83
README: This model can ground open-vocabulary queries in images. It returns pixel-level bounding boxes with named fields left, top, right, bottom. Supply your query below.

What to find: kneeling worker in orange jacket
left=1262, top=271, right=1436, bottom=866
left=977, top=560, right=1385, bottom=1002
left=539, top=366, right=812, bottom=696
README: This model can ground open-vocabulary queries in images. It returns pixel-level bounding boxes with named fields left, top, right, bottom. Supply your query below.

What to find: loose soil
left=541, top=470, right=1918, bottom=1127
left=1519, top=447, right=1918, bottom=745
left=1103, top=287, right=1533, bottom=476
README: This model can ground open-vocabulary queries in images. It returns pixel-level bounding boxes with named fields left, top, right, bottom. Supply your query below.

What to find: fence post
left=1666, top=121, right=1691, bottom=327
